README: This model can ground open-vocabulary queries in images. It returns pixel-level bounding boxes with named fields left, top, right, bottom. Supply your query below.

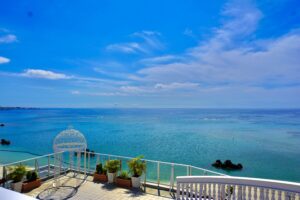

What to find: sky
left=0, top=0, right=300, bottom=108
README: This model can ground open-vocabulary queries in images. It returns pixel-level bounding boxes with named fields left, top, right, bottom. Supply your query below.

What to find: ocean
left=0, top=108, right=299, bottom=182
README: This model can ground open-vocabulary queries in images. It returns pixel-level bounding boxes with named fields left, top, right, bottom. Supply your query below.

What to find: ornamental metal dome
left=53, top=128, right=87, bottom=152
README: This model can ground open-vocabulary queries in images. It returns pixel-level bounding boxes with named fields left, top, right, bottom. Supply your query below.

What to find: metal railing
left=176, top=176, right=300, bottom=200
left=0, top=151, right=226, bottom=191
left=82, top=151, right=227, bottom=191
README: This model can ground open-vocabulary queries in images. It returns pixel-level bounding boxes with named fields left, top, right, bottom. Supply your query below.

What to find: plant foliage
left=26, top=171, right=38, bottom=181
left=119, top=171, right=130, bottom=179
left=96, top=163, right=107, bottom=174
left=128, top=155, right=146, bottom=177
left=105, top=160, right=120, bottom=173
left=8, top=165, right=27, bottom=183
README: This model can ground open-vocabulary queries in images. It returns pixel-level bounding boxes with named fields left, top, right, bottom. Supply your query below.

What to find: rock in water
left=1, top=139, right=11, bottom=145
left=212, top=160, right=222, bottom=168
left=0, top=123, right=4, bottom=127
left=212, top=159, right=243, bottom=170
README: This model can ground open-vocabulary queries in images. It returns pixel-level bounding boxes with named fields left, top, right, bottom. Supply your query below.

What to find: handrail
left=0, top=150, right=227, bottom=189
left=0, top=151, right=226, bottom=176
left=89, top=152, right=227, bottom=176
left=0, top=151, right=65, bottom=167
left=177, top=176, right=300, bottom=193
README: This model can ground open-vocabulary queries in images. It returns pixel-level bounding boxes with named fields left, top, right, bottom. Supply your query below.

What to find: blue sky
left=0, top=0, right=300, bottom=108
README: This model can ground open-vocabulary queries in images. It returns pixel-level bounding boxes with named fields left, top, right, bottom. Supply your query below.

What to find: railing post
left=88, top=152, right=90, bottom=173
left=170, top=163, right=174, bottom=192
left=35, top=159, right=38, bottom=173
left=2, top=166, right=6, bottom=182
left=48, top=155, right=50, bottom=177
left=144, top=161, right=147, bottom=192
left=120, top=159, right=122, bottom=172
left=157, top=161, right=160, bottom=187
left=77, top=151, right=80, bottom=174
left=186, top=165, right=189, bottom=176
left=84, top=150, right=86, bottom=176
left=59, top=153, right=62, bottom=176
left=96, top=155, right=99, bottom=164
left=69, top=151, right=72, bottom=172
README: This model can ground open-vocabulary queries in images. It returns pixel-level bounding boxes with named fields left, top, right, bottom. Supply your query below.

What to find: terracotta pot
left=12, top=181, right=23, bottom=192
left=107, top=172, right=116, bottom=183
left=93, top=173, right=108, bottom=182
left=115, top=177, right=132, bottom=188
left=22, top=179, right=41, bottom=193
left=131, top=176, right=141, bottom=188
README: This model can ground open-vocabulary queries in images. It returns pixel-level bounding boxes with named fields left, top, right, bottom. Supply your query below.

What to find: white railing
left=1, top=152, right=66, bottom=184
left=0, top=151, right=226, bottom=191
left=86, top=152, right=227, bottom=191
left=176, top=176, right=300, bottom=200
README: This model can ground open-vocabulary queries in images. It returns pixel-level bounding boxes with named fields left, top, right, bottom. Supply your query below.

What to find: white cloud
left=106, top=42, right=147, bottom=54
left=132, top=31, right=163, bottom=50
left=139, top=55, right=181, bottom=65
left=155, top=82, right=199, bottom=90
left=22, top=69, right=70, bottom=80
left=133, top=2, right=300, bottom=89
left=71, top=90, right=80, bottom=95
left=0, top=56, right=10, bottom=64
left=106, top=30, right=163, bottom=54
left=183, top=28, right=196, bottom=38
left=120, top=86, right=146, bottom=93
left=87, top=92, right=126, bottom=96
left=0, top=34, right=17, bottom=43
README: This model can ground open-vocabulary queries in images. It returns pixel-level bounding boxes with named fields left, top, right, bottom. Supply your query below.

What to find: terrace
left=1, top=129, right=299, bottom=199
left=0, top=151, right=300, bottom=200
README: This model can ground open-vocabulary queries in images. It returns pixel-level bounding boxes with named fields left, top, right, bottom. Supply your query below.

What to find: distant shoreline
left=0, top=107, right=39, bottom=110
left=1, top=107, right=300, bottom=110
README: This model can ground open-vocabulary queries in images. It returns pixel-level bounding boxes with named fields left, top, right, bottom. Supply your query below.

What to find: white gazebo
left=53, top=127, right=87, bottom=187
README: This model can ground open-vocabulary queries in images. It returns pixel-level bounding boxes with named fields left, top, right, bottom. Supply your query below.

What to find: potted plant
left=128, top=156, right=146, bottom=188
left=105, top=160, right=120, bottom=183
left=8, top=165, right=27, bottom=192
left=93, top=163, right=108, bottom=182
left=22, top=171, right=41, bottom=192
left=115, top=171, right=131, bottom=188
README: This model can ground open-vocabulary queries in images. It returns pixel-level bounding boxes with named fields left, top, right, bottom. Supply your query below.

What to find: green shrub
left=26, top=171, right=32, bottom=180
left=8, top=165, right=27, bottom=183
left=119, top=171, right=130, bottom=179
left=128, top=155, right=146, bottom=177
left=105, top=160, right=120, bottom=173
left=103, top=167, right=107, bottom=174
left=96, top=163, right=105, bottom=174
left=26, top=171, right=38, bottom=181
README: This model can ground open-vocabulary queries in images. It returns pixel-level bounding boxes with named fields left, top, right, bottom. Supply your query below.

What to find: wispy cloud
left=132, top=31, right=163, bottom=50
left=22, top=69, right=70, bottom=80
left=106, top=42, right=147, bottom=54
left=0, top=34, right=17, bottom=44
left=0, top=68, right=129, bottom=87
left=0, top=56, right=10, bottom=64
left=106, top=30, right=163, bottom=54
left=183, top=28, right=196, bottom=39
left=70, top=90, right=80, bottom=95
left=132, top=2, right=300, bottom=91
left=139, top=55, right=181, bottom=65
left=154, top=82, right=199, bottom=90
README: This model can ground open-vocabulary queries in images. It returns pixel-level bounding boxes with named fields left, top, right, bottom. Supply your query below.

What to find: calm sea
left=0, top=108, right=300, bottom=182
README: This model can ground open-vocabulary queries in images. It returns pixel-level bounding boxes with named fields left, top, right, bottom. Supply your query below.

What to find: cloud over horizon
left=106, top=31, right=164, bottom=54
left=0, top=56, right=10, bottom=64
left=0, top=0, right=299, bottom=108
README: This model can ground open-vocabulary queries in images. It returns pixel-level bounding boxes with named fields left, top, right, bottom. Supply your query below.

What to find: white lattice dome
left=53, top=128, right=87, bottom=152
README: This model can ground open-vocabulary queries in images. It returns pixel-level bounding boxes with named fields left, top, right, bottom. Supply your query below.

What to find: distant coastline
left=0, top=106, right=39, bottom=110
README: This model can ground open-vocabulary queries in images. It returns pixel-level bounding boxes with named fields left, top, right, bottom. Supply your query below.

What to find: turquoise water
left=0, top=108, right=300, bottom=182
